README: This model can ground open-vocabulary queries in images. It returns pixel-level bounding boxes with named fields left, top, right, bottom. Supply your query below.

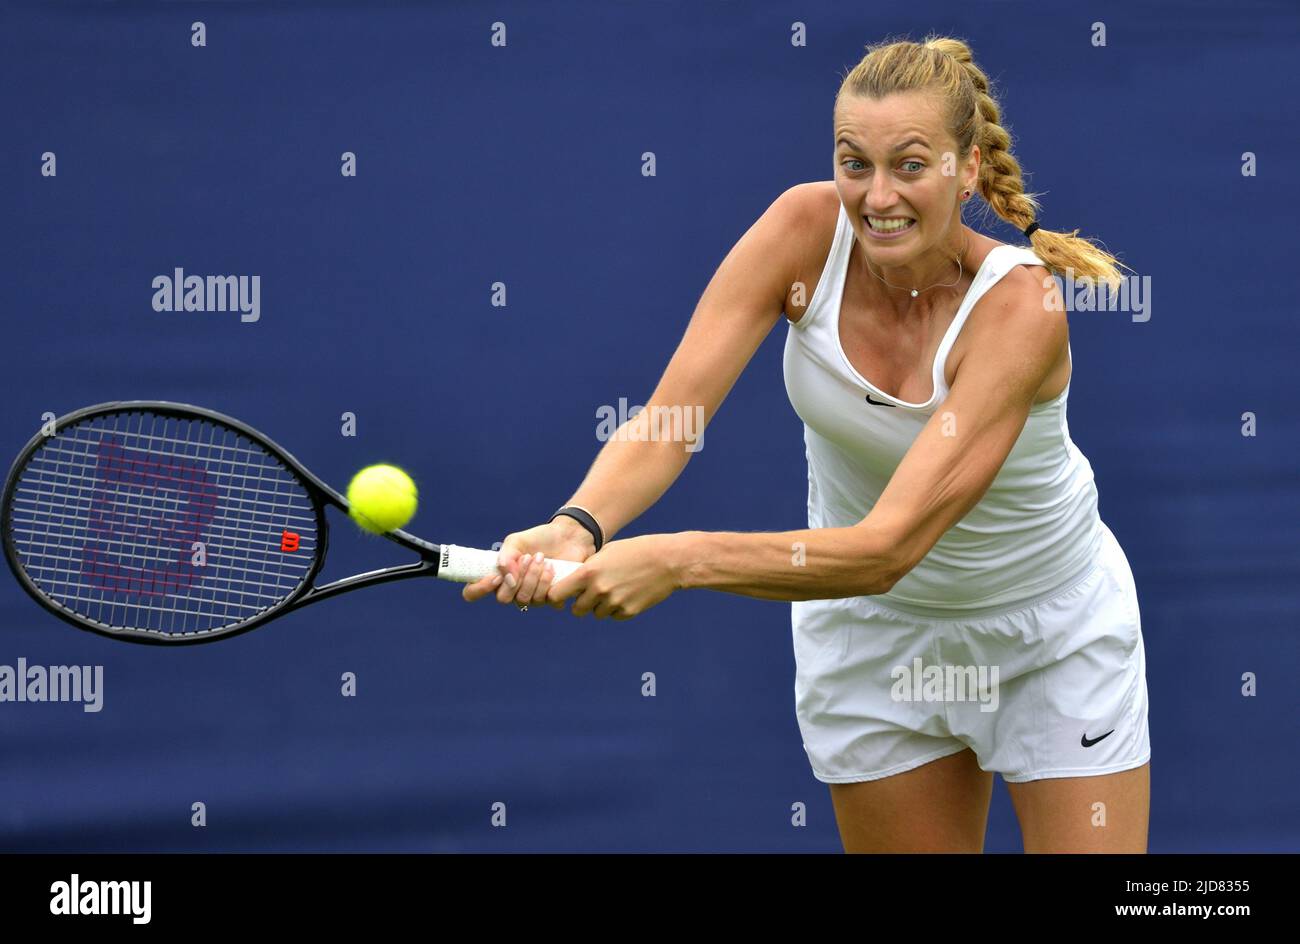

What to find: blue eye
left=841, top=159, right=865, bottom=172
left=902, top=160, right=924, bottom=173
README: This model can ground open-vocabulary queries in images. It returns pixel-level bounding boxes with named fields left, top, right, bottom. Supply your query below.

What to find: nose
left=864, top=172, right=900, bottom=214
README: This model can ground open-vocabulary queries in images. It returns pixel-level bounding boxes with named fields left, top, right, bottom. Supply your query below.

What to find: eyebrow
left=836, top=136, right=932, bottom=153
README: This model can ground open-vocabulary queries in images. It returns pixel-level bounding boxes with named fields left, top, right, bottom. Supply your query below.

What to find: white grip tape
left=436, top=544, right=583, bottom=584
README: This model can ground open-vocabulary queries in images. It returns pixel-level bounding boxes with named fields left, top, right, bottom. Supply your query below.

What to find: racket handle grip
left=436, top=544, right=583, bottom=584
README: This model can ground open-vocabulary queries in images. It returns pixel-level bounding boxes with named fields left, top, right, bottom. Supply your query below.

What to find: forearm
left=564, top=409, right=696, bottom=541
left=672, top=526, right=900, bottom=601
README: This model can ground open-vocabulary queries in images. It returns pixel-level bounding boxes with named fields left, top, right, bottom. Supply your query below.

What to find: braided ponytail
left=839, top=34, right=1129, bottom=292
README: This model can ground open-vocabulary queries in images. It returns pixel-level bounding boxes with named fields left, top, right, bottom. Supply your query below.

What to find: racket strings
left=7, top=411, right=319, bottom=638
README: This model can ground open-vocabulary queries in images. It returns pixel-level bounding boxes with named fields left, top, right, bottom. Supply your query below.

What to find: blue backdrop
left=1, top=0, right=1296, bottom=852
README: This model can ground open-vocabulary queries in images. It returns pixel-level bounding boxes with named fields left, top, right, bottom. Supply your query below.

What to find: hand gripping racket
left=2, top=401, right=582, bottom=645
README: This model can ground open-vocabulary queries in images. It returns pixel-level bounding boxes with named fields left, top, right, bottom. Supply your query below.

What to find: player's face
left=833, top=91, right=976, bottom=258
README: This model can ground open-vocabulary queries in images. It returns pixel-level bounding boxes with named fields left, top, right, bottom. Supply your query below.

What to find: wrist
left=552, top=513, right=598, bottom=553
left=668, top=531, right=706, bottom=590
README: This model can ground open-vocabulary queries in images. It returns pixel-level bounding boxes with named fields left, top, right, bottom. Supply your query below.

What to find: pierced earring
left=962, top=189, right=972, bottom=200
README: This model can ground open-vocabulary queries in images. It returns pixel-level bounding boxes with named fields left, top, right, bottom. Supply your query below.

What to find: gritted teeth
left=866, top=216, right=916, bottom=232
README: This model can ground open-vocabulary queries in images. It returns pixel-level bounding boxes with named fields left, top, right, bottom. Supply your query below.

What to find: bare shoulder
left=779, top=181, right=841, bottom=322
left=969, top=262, right=1066, bottom=347
left=800, top=180, right=844, bottom=239
left=985, top=259, right=1054, bottom=303
left=767, top=179, right=838, bottom=233
left=961, top=258, right=1070, bottom=401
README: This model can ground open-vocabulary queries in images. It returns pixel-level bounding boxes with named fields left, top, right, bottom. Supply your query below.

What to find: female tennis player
left=463, top=35, right=1150, bottom=854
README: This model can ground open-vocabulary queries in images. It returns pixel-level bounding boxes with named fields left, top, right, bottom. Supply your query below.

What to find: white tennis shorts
left=791, top=523, right=1151, bottom=784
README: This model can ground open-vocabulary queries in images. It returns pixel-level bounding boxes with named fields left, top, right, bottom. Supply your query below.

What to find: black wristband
left=550, top=505, right=604, bottom=552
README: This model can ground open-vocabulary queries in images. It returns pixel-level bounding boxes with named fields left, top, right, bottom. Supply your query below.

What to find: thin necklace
left=864, top=232, right=970, bottom=298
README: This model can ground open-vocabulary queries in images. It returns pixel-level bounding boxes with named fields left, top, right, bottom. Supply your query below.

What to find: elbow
left=860, top=528, right=914, bottom=596
left=844, top=521, right=916, bottom=596
left=852, top=550, right=907, bottom=597
left=871, top=558, right=906, bottom=596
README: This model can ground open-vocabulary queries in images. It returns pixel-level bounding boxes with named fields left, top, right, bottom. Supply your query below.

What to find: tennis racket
left=2, top=401, right=582, bottom=645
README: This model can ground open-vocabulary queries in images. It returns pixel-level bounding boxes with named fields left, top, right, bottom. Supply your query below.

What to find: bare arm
left=562, top=184, right=815, bottom=540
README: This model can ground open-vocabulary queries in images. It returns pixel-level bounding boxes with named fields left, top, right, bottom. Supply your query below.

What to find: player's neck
left=858, top=226, right=970, bottom=322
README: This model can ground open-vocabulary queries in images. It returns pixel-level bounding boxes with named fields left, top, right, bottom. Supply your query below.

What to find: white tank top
left=782, top=202, right=1102, bottom=615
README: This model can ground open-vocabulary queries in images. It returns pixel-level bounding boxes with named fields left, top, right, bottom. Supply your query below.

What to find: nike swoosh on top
left=864, top=394, right=896, bottom=407
left=1081, top=730, right=1115, bottom=748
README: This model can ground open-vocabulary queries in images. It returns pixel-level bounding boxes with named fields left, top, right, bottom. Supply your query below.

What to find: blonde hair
left=837, top=34, right=1129, bottom=291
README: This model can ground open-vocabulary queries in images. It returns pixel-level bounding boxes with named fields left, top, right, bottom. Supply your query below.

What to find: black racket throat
left=1, top=401, right=458, bottom=646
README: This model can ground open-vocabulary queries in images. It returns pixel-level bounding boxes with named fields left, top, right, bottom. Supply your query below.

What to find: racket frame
left=2, top=400, right=460, bottom=645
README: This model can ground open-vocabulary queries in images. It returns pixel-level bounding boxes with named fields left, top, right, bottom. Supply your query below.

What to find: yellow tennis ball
left=346, top=464, right=418, bottom=534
